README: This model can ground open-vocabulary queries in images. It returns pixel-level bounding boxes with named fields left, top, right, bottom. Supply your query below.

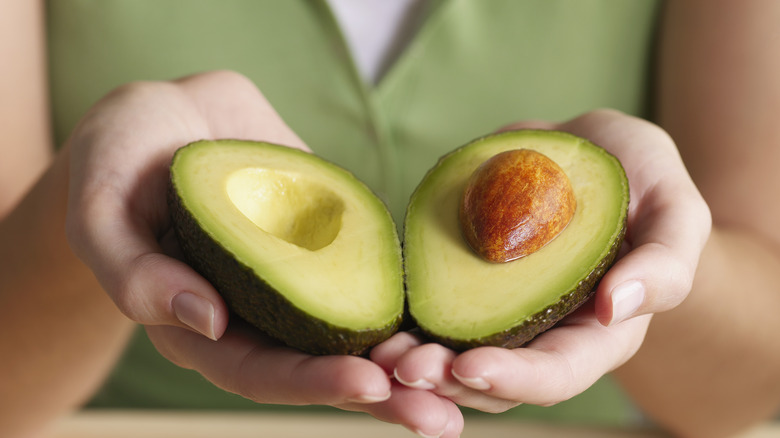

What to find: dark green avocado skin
left=413, top=217, right=626, bottom=351
left=167, top=181, right=402, bottom=356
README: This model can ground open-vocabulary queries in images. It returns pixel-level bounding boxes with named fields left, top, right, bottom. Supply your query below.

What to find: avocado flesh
left=169, top=140, right=404, bottom=355
left=404, top=130, right=629, bottom=350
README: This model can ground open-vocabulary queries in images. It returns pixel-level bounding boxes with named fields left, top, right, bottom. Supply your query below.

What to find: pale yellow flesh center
left=226, top=168, right=345, bottom=251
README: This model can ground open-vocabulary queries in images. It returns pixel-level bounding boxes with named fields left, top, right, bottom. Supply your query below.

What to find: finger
left=393, top=343, right=456, bottom=391
left=392, top=342, right=520, bottom=414
left=151, top=323, right=463, bottom=437
left=595, top=238, right=696, bottom=327
left=594, top=165, right=710, bottom=325
left=146, top=322, right=394, bottom=406
left=369, top=331, right=426, bottom=375
left=440, top=398, right=466, bottom=438
left=65, top=72, right=309, bottom=340
left=558, top=110, right=711, bottom=324
left=372, top=332, right=503, bottom=417
left=450, top=313, right=651, bottom=406
left=67, top=192, right=228, bottom=339
left=340, top=383, right=464, bottom=438
left=62, top=79, right=232, bottom=338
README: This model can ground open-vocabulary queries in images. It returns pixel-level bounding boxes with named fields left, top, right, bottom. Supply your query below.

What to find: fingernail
left=413, top=429, right=443, bottom=438
left=172, top=292, right=217, bottom=340
left=451, top=370, right=491, bottom=390
left=347, top=391, right=392, bottom=404
left=393, top=368, right=436, bottom=390
left=609, top=280, right=645, bottom=326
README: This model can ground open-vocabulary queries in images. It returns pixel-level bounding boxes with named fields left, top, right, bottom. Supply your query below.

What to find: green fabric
left=47, top=0, right=659, bottom=425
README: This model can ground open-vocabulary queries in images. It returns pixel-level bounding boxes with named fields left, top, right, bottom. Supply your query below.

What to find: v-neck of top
left=324, top=0, right=425, bottom=86
left=47, top=0, right=660, bottom=223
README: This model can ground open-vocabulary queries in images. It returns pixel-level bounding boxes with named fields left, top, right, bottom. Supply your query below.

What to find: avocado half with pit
left=404, top=130, right=629, bottom=350
left=168, top=140, right=404, bottom=355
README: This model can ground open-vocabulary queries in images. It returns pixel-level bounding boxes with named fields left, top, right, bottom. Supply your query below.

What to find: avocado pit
left=459, top=149, right=577, bottom=263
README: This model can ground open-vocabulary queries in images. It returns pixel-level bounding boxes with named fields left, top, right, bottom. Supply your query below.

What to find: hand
left=374, top=109, right=711, bottom=420
left=64, top=70, right=463, bottom=437
left=66, top=70, right=309, bottom=339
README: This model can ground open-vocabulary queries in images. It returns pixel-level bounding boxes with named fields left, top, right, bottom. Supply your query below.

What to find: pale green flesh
left=405, top=131, right=628, bottom=340
left=172, top=140, right=403, bottom=330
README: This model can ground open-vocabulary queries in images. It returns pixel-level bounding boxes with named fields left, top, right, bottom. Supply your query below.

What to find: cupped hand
left=146, top=322, right=464, bottom=438
left=66, top=70, right=309, bottom=339
left=377, top=109, right=711, bottom=415
left=64, top=70, right=463, bottom=437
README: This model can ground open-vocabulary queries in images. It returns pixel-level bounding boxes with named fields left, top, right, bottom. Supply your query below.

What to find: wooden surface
left=50, top=410, right=780, bottom=438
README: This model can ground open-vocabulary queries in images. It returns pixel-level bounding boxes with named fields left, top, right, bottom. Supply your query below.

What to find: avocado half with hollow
left=168, top=140, right=404, bottom=355
left=404, top=130, right=629, bottom=350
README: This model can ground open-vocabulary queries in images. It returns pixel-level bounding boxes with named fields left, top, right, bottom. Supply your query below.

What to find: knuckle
left=664, top=250, right=697, bottom=310
left=111, top=276, right=143, bottom=321
left=111, top=253, right=162, bottom=323
left=536, top=347, right=583, bottom=405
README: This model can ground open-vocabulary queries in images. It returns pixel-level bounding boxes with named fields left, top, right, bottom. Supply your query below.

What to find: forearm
left=0, top=149, right=135, bottom=438
left=619, top=1, right=780, bottom=434
left=0, top=0, right=53, bottom=215
left=614, top=227, right=780, bottom=437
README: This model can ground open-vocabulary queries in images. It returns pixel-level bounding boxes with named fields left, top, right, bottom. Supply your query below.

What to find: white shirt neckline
left=326, top=0, right=425, bottom=85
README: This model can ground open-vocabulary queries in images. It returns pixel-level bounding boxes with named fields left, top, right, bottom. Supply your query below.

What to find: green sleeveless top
left=47, top=0, right=659, bottom=426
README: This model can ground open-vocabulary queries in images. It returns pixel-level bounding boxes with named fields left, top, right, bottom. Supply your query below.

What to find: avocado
left=168, top=140, right=404, bottom=355
left=404, top=130, right=629, bottom=350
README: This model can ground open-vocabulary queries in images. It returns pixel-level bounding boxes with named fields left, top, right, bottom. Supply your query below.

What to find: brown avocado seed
left=459, top=149, right=577, bottom=263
